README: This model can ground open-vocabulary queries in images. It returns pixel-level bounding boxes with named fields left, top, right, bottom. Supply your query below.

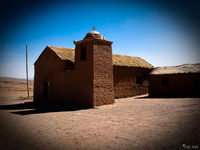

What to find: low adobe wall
left=113, top=66, right=152, bottom=98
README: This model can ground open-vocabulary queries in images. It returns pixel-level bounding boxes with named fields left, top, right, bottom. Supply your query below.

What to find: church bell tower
left=73, top=27, right=115, bottom=107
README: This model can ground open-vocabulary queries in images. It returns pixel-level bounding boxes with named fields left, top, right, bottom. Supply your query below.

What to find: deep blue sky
left=0, top=0, right=200, bottom=78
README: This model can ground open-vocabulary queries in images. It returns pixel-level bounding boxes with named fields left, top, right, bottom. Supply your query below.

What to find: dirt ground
left=0, top=95, right=199, bottom=150
left=0, top=78, right=200, bottom=150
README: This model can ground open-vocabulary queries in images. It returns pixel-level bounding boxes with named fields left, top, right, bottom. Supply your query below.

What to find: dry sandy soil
left=0, top=77, right=200, bottom=150
left=0, top=77, right=34, bottom=97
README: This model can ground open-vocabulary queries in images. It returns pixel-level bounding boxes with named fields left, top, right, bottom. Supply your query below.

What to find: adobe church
left=34, top=28, right=153, bottom=107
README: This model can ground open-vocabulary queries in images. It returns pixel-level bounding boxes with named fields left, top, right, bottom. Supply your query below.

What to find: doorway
left=44, top=81, right=51, bottom=102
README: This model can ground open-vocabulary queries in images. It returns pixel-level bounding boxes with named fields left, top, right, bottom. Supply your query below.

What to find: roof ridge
left=48, top=45, right=74, bottom=50
left=113, top=53, right=139, bottom=58
left=47, top=46, right=153, bottom=69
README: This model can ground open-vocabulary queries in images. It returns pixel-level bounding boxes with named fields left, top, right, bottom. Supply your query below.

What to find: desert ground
left=0, top=77, right=199, bottom=150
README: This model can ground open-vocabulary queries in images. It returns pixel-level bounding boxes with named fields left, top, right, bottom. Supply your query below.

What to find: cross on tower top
left=92, top=26, right=96, bottom=31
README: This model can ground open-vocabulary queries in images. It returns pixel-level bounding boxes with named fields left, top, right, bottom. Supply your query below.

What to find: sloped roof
left=49, top=46, right=75, bottom=63
left=112, top=54, right=153, bottom=68
left=48, top=46, right=153, bottom=69
left=150, top=64, right=200, bottom=75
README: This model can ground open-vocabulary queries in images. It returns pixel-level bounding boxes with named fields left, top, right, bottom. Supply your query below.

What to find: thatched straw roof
left=150, top=64, right=200, bottom=75
left=48, top=46, right=153, bottom=69
left=49, top=46, right=75, bottom=63
left=112, top=54, right=153, bottom=68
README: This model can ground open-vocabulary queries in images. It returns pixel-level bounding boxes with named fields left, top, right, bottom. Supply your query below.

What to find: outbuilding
left=149, top=64, right=200, bottom=97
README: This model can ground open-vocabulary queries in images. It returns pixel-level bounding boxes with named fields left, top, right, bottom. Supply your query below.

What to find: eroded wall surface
left=93, top=43, right=114, bottom=106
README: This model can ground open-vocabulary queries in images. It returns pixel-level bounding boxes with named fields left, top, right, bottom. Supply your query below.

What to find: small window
left=136, top=75, right=141, bottom=84
left=161, top=78, right=169, bottom=86
left=80, top=47, right=86, bottom=61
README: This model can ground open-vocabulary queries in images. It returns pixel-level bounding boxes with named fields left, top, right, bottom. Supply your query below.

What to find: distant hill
left=0, top=77, right=34, bottom=83
left=0, top=77, right=34, bottom=96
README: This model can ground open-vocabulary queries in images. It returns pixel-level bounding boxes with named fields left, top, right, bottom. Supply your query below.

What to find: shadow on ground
left=135, top=95, right=200, bottom=99
left=0, top=102, right=89, bottom=115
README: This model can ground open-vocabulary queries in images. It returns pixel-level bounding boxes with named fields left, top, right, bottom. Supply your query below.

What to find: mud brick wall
left=113, top=66, right=152, bottom=98
left=93, top=43, right=114, bottom=106
left=149, top=74, right=200, bottom=97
